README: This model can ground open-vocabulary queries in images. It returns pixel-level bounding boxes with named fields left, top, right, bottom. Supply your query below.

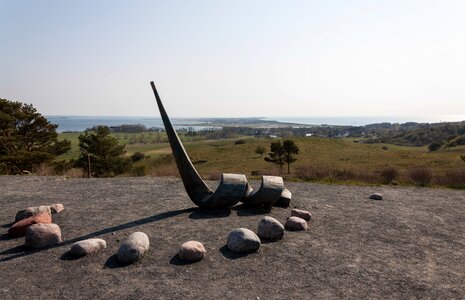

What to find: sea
left=47, top=115, right=461, bottom=132
left=47, top=116, right=212, bottom=132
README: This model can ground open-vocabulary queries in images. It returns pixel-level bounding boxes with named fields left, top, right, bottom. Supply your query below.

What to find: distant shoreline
left=47, top=115, right=465, bottom=132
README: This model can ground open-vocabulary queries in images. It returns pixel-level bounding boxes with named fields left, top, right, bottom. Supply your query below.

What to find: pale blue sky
left=1, top=0, right=464, bottom=121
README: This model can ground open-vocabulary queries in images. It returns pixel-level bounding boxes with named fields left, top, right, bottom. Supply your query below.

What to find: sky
left=1, top=0, right=465, bottom=121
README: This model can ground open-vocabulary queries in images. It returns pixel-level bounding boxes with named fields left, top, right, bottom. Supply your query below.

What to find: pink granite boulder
left=285, top=216, right=308, bottom=231
left=178, top=241, right=206, bottom=262
left=25, top=223, right=62, bottom=248
left=8, top=212, right=52, bottom=237
left=291, top=209, right=312, bottom=221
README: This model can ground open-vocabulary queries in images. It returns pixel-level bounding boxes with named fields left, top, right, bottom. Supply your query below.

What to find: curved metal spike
left=150, top=82, right=244, bottom=208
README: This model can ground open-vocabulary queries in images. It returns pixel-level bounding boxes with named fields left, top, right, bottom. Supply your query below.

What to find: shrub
left=428, top=142, right=443, bottom=152
left=130, top=163, right=148, bottom=177
left=436, top=169, right=465, bottom=188
left=380, top=167, right=399, bottom=184
left=234, top=139, right=246, bottom=145
left=408, top=167, right=433, bottom=186
left=251, top=170, right=262, bottom=176
left=381, top=146, right=389, bottom=150
left=130, top=152, right=145, bottom=162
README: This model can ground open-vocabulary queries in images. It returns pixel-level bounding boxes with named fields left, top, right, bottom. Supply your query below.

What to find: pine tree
left=77, top=126, right=130, bottom=177
left=0, top=98, right=71, bottom=174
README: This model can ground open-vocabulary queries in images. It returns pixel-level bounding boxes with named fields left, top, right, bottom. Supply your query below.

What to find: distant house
left=269, top=134, right=278, bottom=138
left=305, top=133, right=313, bottom=137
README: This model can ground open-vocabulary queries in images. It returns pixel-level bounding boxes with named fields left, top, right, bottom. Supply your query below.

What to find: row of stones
left=6, top=204, right=311, bottom=264
left=228, top=209, right=312, bottom=254
left=70, top=208, right=312, bottom=264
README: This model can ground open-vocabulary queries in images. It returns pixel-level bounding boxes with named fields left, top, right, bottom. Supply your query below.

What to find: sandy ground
left=0, top=176, right=464, bottom=299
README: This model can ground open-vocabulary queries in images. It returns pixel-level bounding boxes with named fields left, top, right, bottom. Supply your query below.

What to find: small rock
left=369, top=193, right=383, bottom=200
left=285, top=216, right=308, bottom=231
left=273, top=188, right=292, bottom=208
left=227, top=228, right=261, bottom=253
left=70, top=238, right=107, bottom=256
left=50, top=204, right=64, bottom=213
left=257, top=216, right=285, bottom=241
left=8, top=212, right=52, bottom=237
left=117, top=232, right=149, bottom=264
left=25, top=223, right=62, bottom=248
left=291, top=209, right=312, bottom=221
left=15, top=206, right=51, bottom=222
left=178, top=241, right=206, bottom=262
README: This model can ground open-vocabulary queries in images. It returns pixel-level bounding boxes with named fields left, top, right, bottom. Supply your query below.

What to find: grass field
left=57, top=132, right=465, bottom=187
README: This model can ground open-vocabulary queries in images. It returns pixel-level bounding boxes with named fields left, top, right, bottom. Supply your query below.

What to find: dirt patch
left=1, top=176, right=464, bottom=299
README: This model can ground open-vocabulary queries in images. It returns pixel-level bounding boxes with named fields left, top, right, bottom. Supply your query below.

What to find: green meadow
left=58, top=132, right=465, bottom=187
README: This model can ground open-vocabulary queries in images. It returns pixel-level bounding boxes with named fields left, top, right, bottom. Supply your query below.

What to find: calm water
left=268, top=116, right=454, bottom=126
left=47, top=116, right=209, bottom=132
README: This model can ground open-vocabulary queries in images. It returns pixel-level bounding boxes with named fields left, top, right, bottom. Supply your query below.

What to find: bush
left=408, top=167, right=433, bottom=186
left=130, top=152, right=145, bottom=162
left=428, top=142, right=443, bottom=152
left=251, top=170, right=262, bottom=176
left=234, top=139, right=246, bottom=145
left=52, top=160, right=75, bottom=175
left=380, top=167, right=399, bottom=184
left=436, top=169, right=465, bottom=188
left=130, top=163, right=148, bottom=177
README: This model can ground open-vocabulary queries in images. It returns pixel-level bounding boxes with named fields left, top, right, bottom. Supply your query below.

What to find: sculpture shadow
left=1, top=222, right=14, bottom=229
left=189, top=208, right=231, bottom=220
left=169, top=254, right=200, bottom=266
left=0, top=244, right=29, bottom=255
left=104, top=254, right=127, bottom=269
left=219, top=245, right=252, bottom=260
left=0, top=207, right=195, bottom=264
left=233, top=204, right=272, bottom=217
left=0, top=234, right=16, bottom=241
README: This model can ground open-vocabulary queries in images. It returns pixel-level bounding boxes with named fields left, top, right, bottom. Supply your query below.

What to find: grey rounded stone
left=285, top=216, right=308, bottom=231
left=16, top=206, right=52, bottom=222
left=117, top=232, right=149, bottom=264
left=227, top=228, right=261, bottom=253
left=25, top=223, right=62, bottom=248
left=257, top=216, right=285, bottom=241
left=370, top=193, right=383, bottom=200
left=291, top=209, right=312, bottom=221
left=178, top=241, right=206, bottom=262
left=70, top=238, right=107, bottom=256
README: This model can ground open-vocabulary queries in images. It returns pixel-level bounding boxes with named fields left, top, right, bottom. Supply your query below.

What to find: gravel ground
left=0, top=176, right=464, bottom=299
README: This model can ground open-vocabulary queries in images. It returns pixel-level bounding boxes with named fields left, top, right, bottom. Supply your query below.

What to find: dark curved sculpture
left=150, top=81, right=290, bottom=209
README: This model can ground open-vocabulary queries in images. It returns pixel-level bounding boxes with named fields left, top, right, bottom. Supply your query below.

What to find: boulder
left=117, top=232, right=149, bottom=264
left=15, top=206, right=51, bottom=222
left=257, top=216, right=285, bottom=241
left=291, top=209, right=312, bottom=221
left=369, top=193, right=383, bottom=200
left=50, top=204, right=65, bottom=213
left=25, top=223, right=62, bottom=248
left=227, top=228, right=261, bottom=253
left=285, top=216, right=308, bottom=231
left=70, top=238, right=107, bottom=256
left=273, top=188, right=292, bottom=208
left=178, top=241, right=206, bottom=262
left=8, top=212, right=52, bottom=237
